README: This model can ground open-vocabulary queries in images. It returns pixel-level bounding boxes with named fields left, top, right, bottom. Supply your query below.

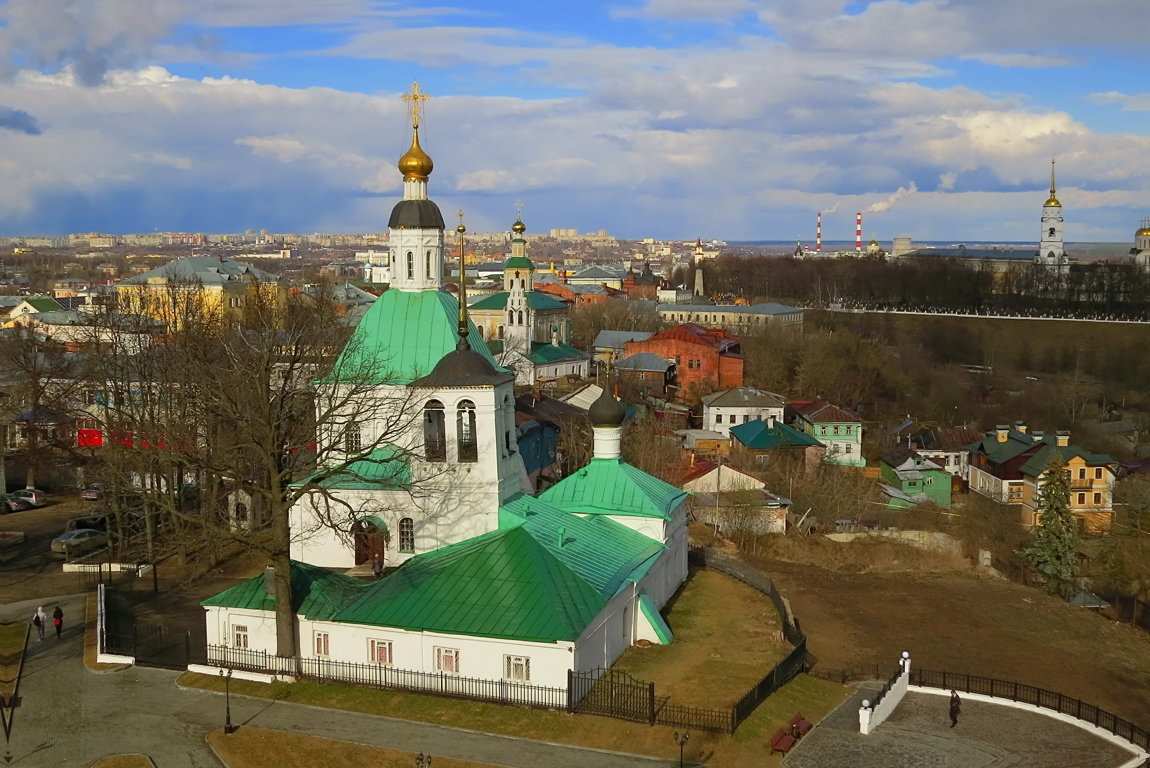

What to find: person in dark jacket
left=949, top=690, right=961, bottom=727
left=53, top=606, right=64, bottom=639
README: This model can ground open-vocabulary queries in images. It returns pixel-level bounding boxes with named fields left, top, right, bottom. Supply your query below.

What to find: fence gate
left=569, top=668, right=661, bottom=724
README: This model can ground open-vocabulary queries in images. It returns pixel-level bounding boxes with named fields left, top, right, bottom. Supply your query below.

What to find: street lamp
left=415, top=753, right=432, bottom=768
left=673, top=731, right=689, bottom=768
left=219, top=668, right=235, bottom=734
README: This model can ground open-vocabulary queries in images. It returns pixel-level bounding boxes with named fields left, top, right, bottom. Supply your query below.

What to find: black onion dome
left=410, top=346, right=512, bottom=388
left=588, top=389, right=626, bottom=427
left=389, top=199, right=445, bottom=229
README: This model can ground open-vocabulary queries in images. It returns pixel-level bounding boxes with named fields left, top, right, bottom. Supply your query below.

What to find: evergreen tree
left=1019, top=453, right=1079, bottom=598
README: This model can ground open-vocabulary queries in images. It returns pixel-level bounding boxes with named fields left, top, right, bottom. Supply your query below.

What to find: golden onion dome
left=1045, top=194, right=1061, bottom=207
left=398, top=125, right=433, bottom=181
left=511, top=217, right=526, bottom=235
left=1137, top=227, right=1150, bottom=237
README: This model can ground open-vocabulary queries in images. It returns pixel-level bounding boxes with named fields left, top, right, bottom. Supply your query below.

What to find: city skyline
left=0, top=0, right=1147, bottom=241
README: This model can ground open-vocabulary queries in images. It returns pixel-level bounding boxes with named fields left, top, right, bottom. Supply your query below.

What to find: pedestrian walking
left=371, top=553, right=384, bottom=580
left=32, top=606, right=47, bottom=641
left=949, top=689, right=961, bottom=728
left=53, top=606, right=64, bottom=639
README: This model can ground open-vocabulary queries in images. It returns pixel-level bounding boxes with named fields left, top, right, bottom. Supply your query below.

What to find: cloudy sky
left=0, top=0, right=1148, bottom=242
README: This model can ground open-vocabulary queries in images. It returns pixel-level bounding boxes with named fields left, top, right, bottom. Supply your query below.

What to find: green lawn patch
left=0, top=622, right=28, bottom=706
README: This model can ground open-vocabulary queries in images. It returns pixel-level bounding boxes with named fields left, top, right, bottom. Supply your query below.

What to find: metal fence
left=912, top=668, right=1150, bottom=751
left=207, top=645, right=568, bottom=710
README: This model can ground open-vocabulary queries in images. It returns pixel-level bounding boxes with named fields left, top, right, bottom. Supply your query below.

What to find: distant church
left=1036, top=159, right=1068, bottom=272
left=205, top=85, right=688, bottom=693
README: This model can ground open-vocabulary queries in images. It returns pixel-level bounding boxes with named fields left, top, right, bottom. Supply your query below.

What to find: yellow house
left=115, top=256, right=285, bottom=328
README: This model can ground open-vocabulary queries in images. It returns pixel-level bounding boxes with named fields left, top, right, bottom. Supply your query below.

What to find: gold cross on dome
left=515, top=199, right=523, bottom=217
left=402, top=82, right=430, bottom=128
left=457, top=209, right=466, bottom=233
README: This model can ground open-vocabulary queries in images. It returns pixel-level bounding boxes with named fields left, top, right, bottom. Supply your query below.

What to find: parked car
left=0, top=494, right=31, bottom=513
left=66, top=513, right=110, bottom=533
left=51, top=528, right=108, bottom=557
left=12, top=488, right=46, bottom=507
left=80, top=483, right=103, bottom=501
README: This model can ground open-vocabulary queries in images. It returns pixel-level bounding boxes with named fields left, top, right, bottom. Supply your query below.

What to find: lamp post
left=415, top=753, right=432, bottom=768
left=219, top=668, right=235, bottom=734
left=673, top=731, right=689, bottom=768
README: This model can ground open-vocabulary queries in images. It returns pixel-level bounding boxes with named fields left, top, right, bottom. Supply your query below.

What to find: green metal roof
left=334, top=526, right=606, bottom=642
left=504, top=256, right=534, bottom=269
left=529, top=342, right=588, bottom=364
left=469, top=291, right=567, bottom=311
left=312, top=445, right=411, bottom=489
left=201, top=561, right=366, bottom=620
left=538, top=457, right=687, bottom=520
left=639, top=592, right=673, bottom=644
left=730, top=419, right=823, bottom=450
left=1018, top=442, right=1114, bottom=477
left=331, top=289, right=502, bottom=384
left=24, top=297, right=64, bottom=312
left=500, top=495, right=664, bottom=597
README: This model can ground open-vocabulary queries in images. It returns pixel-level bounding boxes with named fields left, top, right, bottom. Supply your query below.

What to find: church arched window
left=398, top=518, right=415, bottom=553
left=457, top=400, right=478, bottom=462
left=345, top=425, right=362, bottom=455
left=497, top=325, right=505, bottom=339
left=425, top=250, right=432, bottom=277
left=1048, top=227, right=1056, bottom=237
left=424, top=400, right=446, bottom=461
left=476, top=325, right=485, bottom=339
left=406, top=251, right=414, bottom=280
left=518, top=310, right=524, bottom=325
left=508, top=310, right=515, bottom=327
left=514, top=270, right=520, bottom=279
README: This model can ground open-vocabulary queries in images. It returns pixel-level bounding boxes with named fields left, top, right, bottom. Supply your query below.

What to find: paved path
left=1, top=596, right=676, bottom=768
left=783, top=684, right=1139, bottom=768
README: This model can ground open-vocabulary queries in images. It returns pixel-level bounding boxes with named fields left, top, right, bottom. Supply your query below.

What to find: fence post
left=648, top=682, right=656, bottom=725
left=566, top=669, right=574, bottom=713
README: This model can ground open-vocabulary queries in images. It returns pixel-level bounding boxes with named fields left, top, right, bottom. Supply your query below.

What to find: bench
left=769, top=728, right=796, bottom=755
left=789, top=712, right=814, bottom=738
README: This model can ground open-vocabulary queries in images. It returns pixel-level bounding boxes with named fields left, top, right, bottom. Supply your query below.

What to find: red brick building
left=624, top=324, right=743, bottom=401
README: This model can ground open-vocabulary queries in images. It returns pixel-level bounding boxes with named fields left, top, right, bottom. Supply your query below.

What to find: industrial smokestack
left=855, top=212, right=863, bottom=252
left=816, top=212, right=822, bottom=252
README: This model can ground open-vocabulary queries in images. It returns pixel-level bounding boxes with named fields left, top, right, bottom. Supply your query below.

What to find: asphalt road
left=0, top=493, right=97, bottom=604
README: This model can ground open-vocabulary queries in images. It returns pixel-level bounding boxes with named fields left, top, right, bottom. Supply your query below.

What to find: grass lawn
left=208, top=727, right=497, bottom=768
left=613, top=568, right=789, bottom=705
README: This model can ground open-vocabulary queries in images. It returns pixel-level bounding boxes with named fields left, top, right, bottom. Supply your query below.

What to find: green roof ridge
left=538, top=457, right=687, bottom=520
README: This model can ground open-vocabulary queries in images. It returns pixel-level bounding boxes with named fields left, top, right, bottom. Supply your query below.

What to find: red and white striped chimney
left=855, top=212, right=863, bottom=251
left=816, top=212, right=822, bottom=252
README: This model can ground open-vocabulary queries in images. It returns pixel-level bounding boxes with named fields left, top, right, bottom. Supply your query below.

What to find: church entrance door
left=353, top=517, right=389, bottom=566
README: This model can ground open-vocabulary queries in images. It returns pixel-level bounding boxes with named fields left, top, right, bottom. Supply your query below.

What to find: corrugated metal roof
left=334, top=527, right=605, bottom=642
left=313, top=446, right=411, bottom=489
left=529, top=342, right=588, bottom=364
left=332, top=290, right=502, bottom=384
left=730, top=419, right=823, bottom=450
left=201, top=561, right=366, bottom=620
left=538, top=457, right=687, bottom=520
left=470, top=291, right=567, bottom=311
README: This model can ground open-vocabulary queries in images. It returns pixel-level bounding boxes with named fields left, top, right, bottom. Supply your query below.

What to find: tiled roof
left=730, top=419, right=823, bottom=450
left=539, top=457, right=687, bottom=520
left=331, top=289, right=502, bottom=384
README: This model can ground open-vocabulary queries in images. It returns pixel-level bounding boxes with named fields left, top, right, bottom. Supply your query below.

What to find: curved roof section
left=539, top=457, right=687, bottom=520
left=331, top=289, right=502, bottom=385
left=411, top=345, right=514, bottom=388
left=388, top=199, right=446, bottom=230
left=504, top=256, right=534, bottom=269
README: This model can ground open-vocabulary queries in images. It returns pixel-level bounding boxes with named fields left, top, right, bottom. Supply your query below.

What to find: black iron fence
left=867, top=663, right=905, bottom=712
left=208, top=645, right=568, bottom=710
left=912, top=668, right=1150, bottom=751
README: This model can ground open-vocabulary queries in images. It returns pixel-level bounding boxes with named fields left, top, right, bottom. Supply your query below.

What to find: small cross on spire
left=402, top=82, right=431, bottom=128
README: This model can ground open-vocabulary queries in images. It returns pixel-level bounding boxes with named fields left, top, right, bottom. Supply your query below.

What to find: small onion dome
left=1137, top=227, right=1150, bottom=237
left=588, top=389, right=626, bottom=428
left=398, top=126, right=434, bottom=181
left=1045, top=194, right=1061, bottom=207
left=511, top=217, right=527, bottom=235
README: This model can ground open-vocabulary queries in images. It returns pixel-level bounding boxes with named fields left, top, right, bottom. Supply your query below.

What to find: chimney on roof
left=1056, top=430, right=1070, bottom=447
left=995, top=425, right=1009, bottom=443
left=557, top=527, right=566, bottom=548
left=1032, top=431, right=1044, bottom=442
left=1015, top=421, right=1027, bottom=434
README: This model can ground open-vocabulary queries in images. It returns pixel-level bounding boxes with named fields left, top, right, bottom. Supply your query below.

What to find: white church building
left=202, top=86, right=689, bottom=697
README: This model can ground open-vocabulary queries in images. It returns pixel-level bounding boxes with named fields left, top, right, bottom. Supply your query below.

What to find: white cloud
left=1089, top=91, right=1150, bottom=112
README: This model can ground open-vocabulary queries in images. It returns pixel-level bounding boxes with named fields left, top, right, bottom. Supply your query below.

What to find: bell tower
left=1037, top=158, right=1066, bottom=271
left=389, top=82, right=446, bottom=292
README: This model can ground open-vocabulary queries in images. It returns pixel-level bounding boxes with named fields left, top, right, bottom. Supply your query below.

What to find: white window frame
left=232, top=624, right=249, bottom=649
left=314, top=631, right=330, bottom=657
left=435, top=646, right=460, bottom=675
left=503, top=654, right=531, bottom=682
left=368, top=638, right=393, bottom=666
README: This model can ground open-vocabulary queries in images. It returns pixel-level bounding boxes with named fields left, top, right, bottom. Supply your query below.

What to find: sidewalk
left=2, top=596, right=676, bottom=768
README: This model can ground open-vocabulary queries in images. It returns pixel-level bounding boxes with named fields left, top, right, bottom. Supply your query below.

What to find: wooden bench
left=789, top=712, right=814, bottom=738
left=769, top=728, right=796, bottom=755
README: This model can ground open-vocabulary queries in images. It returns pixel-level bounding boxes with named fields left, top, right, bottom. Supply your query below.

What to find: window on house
left=1077, top=492, right=1086, bottom=506
left=315, top=632, right=330, bottom=657
left=424, top=400, right=446, bottom=461
left=504, top=655, right=531, bottom=682
left=1093, top=492, right=1102, bottom=505
left=435, top=647, right=460, bottom=675
left=845, top=426, right=852, bottom=435
left=345, top=425, right=362, bottom=455
left=457, top=400, right=478, bottom=462
left=1078, top=468, right=1087, bottom=480
left=406, top=251, right=414, bottom=280
left=833, top=426, right=840, bottom=436
left=820, top=426, right=827, bottom=435
left=232, top=625, right=249, bottom=649
left=1095, top=467, right=1103, bottom=479
left=743, top=414, right=749, bottom=423
left=369, top=639, right=393, bottom=666
left=399, top=517, right=415, bottom=552
left=924, top=475, right=931, bottom=484
left=845, top=444, right=852, bottom=454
